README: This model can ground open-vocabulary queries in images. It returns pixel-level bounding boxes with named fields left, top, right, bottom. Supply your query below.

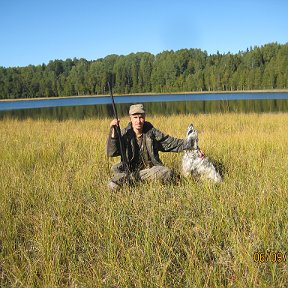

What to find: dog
left=182, top=124, right=222, bottom=183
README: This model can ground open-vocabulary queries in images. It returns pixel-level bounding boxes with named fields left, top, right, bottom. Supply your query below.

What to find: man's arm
left=153, top=128, right=195, bottom=152
left=106, top=119, right=121, bottom=157
left=154, top=128, right=205, bottom=158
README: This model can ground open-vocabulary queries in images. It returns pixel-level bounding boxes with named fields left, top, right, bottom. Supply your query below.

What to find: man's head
left=129, top=104, right=146, bottom=134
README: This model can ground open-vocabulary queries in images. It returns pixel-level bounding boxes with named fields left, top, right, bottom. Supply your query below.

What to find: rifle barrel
left=107, top=82, right=129, bottom=169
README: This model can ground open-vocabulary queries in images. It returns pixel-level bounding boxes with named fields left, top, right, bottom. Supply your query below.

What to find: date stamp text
left=254, top=251, right=287, bottom=263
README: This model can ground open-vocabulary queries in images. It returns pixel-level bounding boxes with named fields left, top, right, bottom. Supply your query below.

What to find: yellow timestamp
left=254, top=251, right=287, bottom=263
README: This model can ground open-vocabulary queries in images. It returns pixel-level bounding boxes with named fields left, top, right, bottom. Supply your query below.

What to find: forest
left=0, top=42, right=287, bottom=100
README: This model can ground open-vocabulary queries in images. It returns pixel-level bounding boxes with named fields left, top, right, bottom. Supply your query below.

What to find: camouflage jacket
left=106, top=121, right=192, bottom=171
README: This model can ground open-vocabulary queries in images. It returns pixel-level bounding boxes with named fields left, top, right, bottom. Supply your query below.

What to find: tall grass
left=1, top=113, right=288, bottom=287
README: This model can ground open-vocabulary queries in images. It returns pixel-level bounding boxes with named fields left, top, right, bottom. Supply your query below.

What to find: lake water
left=0, top=92, right=287, bottom=120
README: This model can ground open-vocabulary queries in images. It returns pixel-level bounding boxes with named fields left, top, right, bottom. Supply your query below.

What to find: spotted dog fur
left=182, top=124, right=222, bottom=183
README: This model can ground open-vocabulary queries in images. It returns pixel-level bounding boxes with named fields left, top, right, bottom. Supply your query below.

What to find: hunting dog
left=182, top=124, right=222, bottom=183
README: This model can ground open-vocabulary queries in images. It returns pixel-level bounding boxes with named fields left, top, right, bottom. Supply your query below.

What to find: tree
left=0, top=43, right=287, bottom=100
left=138, top=52, right=154, bottom=92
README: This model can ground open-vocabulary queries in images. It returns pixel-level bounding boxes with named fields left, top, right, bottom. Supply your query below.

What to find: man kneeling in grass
left=106, top=104, right=197, bottom=191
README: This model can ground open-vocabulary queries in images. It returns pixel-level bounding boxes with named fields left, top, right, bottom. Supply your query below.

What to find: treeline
left=0, top=42, right=287, bottom=99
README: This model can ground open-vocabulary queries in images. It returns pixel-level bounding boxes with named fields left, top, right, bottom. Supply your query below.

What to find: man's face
left=130, top=114, right=145, bottom=132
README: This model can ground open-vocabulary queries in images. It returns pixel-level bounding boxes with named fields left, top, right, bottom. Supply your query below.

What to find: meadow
left=0, top=112, right=287, bottom=287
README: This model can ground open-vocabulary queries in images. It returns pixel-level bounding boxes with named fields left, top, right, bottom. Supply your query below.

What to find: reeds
left=1, top=113, right=288, bottom=287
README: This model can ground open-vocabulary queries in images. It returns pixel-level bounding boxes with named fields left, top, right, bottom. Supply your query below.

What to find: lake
left=0, top=92, right=288, bottom=120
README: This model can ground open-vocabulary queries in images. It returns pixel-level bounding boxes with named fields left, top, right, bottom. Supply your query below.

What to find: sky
left=0, top=0, right=287, bottom=67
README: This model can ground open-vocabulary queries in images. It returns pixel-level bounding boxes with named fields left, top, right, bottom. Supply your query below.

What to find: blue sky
left=0, top=0, right=287, bottom=67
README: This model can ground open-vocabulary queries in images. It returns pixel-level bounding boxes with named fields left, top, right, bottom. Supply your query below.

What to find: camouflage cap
left=129, top=104, right=145, bottom=115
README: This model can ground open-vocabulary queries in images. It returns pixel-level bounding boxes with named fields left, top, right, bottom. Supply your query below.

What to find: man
left=106, top=103, right=196, bottom=191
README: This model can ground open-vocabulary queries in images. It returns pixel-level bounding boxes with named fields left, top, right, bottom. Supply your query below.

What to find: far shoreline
left=1, top=89, right=288, bottom=102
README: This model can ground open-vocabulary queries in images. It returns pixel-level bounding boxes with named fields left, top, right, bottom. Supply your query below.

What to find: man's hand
left=110, top=118, right=120, bottom=127
left=110, top=119, right=120, bottom=138
left=198, top=149, right=205, bottom=159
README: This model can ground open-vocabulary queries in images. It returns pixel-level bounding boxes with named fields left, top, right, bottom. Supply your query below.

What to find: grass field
left=1, top=112, right=288, bottom=287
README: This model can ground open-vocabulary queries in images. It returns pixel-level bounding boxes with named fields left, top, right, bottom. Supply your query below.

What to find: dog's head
left=186, top=123, right=198, bottom=149
left=187, top=124, right=197, bottom=137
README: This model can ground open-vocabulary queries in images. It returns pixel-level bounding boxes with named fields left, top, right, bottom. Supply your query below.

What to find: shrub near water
left=0, top=113, right=287, bottom=287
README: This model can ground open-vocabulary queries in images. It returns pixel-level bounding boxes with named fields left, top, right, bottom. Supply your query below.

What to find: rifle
left=107, top=82, right=129, bottom=172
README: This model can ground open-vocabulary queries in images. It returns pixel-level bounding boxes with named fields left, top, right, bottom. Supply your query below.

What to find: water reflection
left=0, top=99, right=287, bottom=120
